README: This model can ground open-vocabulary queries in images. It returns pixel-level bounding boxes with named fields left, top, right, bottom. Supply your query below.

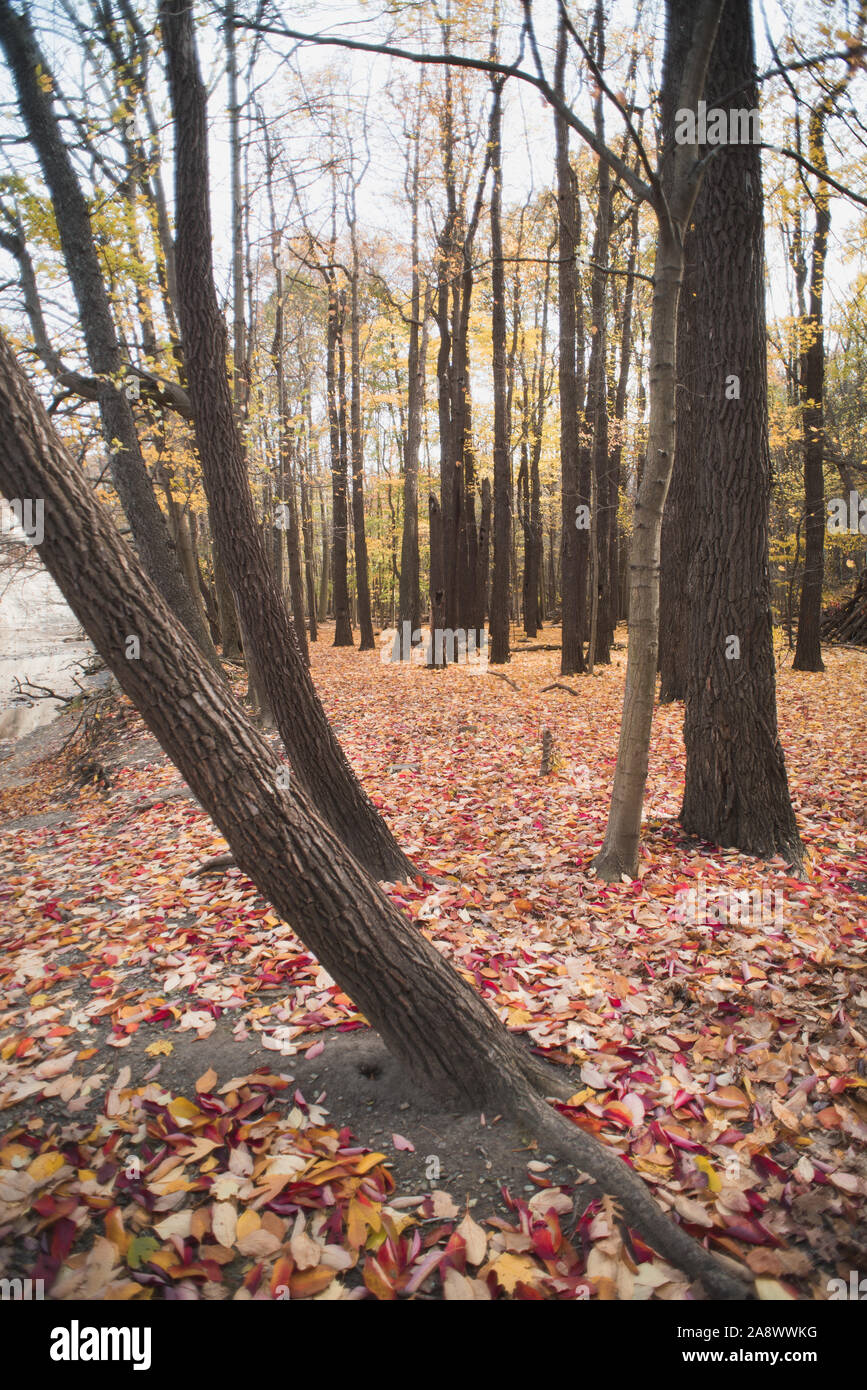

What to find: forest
left=0, top=0, right=865, bottom=1343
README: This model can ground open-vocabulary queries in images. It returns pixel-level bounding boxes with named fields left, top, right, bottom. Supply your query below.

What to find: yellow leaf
left=27, top=1151, right=65, bottom=1183
left=236, top=1209, right=260, bottom=1241
left=145, top=1040, right=173, bottom=1057
left=167, top=1096, right=200, bottom=1122
left=693, top=1155, right=722, bottom=1193
left=487, top=1251, right=540, bottom=1294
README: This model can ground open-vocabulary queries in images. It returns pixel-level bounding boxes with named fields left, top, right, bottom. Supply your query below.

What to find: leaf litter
left=0, top=633, right=865, bottom=1299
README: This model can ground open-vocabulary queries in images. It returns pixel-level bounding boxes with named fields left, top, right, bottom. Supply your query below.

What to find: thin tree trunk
left=327, top=281, right=354, bottom=647
left=793, top=110, right=831, bottom=672
left=489, top=79, right=511, bottom=665
left=348, top=208, right=375, bottom=651
left=594, top=0, right=724, bottom=882
left=555, top=17, right=585, bottom=676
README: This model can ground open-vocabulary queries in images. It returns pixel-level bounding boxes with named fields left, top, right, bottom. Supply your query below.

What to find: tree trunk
left=793, top=109, right=831, bottom=673
left=489, top=81, right=511, bottom=665
left=555, top=18, right=585, bottom=676
left=398, top=105, right=425, bottom=638
left=679, top=0, right=802, bottom=863
left=327, top=282, right=354, bottom=647
left=161, top=0, right=410, bottom=880
left=594, top=0, right=724, bottom=882
left=0, top=0, right=218, bottom=667
left=348, top=221, right=375, bottom=651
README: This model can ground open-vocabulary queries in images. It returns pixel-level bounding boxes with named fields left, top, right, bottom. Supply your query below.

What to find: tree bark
left=594, top=0, right=724, bottom=882
left=554, top=18, right=586, bottom=676
left=0, top=0, right=218, bottom=667
left=679, top=0, right=802, bottom=862
left=489, top=80, right=511, bottom=665
left=161, top=0, right=410, bottom=880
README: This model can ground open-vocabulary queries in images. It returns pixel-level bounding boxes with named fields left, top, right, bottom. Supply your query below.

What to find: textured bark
left=555, top=17, right=585, bottom=676
left=0, top=0, right=217, bottom=665
left=659, top=80, right=699, bottom=709
left=161, top=0, right=410, bottom=880
left=679, top=0, right=802, bottom=862
left=489, top=81, right=511, bottom=666
left=213, top=548, right=242, bottom=658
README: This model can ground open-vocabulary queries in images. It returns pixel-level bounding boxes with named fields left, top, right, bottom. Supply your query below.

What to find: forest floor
left=0, top=625, right=865, bottom=1301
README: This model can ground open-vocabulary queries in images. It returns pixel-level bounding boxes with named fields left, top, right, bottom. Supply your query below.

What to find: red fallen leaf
left=440, top=1232, right=467, bottom=1275
left=392, top=1133, right=415, bottom=1152
left=532, top=1224, right=558, bottom=1261
left=752, top=1154, right=787, bottom=1180
left=651, top=1121, right=704, bottom=1152
left=514, top=1280, right=546, bottom=1299
left=717, top=1219, right=776, bottom=1246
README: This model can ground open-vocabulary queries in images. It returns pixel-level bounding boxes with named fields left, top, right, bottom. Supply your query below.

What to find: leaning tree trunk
left=679, top=0, right=801, bottom=862
left=161, top=0, right=410, bottom=881
left=0, top=324, right=748, bottom=1301
left=0, top=0, right=219, bottom=668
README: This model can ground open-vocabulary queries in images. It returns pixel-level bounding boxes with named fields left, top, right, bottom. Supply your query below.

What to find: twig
left=541, top=683, right=581, bottom=698
left=487, top=670, right=520, bottom=690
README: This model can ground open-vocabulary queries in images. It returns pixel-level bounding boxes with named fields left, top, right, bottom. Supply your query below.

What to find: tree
left=0, top=0, right=219, bottom=668
left=677, top=0, right=801, bottom=863
left=0, top=320, right=748, bottom=1300
left=554, top=14, right=585, bottom=676
left=489, top=72, right=511, bottom=665
left=160, top=0, right=411, bottom=881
